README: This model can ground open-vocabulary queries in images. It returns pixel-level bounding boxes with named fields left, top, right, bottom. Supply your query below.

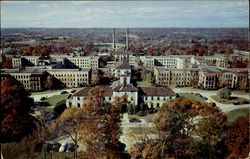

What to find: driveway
left=30, top=88, right=78, bottom=102
left=120, top=113, right=158, bottom=150
left=172, top=88, right=250, bottom=113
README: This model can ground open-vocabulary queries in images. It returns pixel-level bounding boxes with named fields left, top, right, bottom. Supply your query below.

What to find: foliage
left=217, top=88, right=231, bottom=99
left=80, top=88, right=124, bottom=158
left=53, top=100, right=67, bottom=117
left=226, top=108, right=250, bottom=126
left=130, top=98, right=228, bottom=159
left=1, top=78, right=37, bottom=143
left=50, top=107, right=86, bottom=159
left=224, top=115, right=250, bottom=159
left=91, top=73, right=100, bottom=85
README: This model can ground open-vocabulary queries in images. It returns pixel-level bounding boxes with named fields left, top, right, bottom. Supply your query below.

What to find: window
left=77, top=103, right=81, bottom=107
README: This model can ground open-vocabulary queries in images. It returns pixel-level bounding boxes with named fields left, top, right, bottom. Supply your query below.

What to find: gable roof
left=115, top=61, right=131, bottom=69
left=74, top=86, right=113, bottom=97
left=139, top=87, right=176, bottom=96
left=113, top=84, right=139, bottom=92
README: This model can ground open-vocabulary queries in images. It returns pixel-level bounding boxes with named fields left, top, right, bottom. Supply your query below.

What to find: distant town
left=1, top=27, right=249, bottom=159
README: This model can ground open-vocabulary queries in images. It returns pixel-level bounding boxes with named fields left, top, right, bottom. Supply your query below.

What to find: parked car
left=61, top=91, right=69, bottom=94
left=241, top=100, right=249, bottom=104
left=129, top=118, right=141, bottom=122
left=40, top=97, right=47, bottom=101
left=233, top=101, right=240, bottom=105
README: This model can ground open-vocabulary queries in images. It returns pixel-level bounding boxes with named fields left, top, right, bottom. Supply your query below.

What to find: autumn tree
left=1, top=78, right=37, bottom=157
left=224, top=115, right=249, bottom=159
left=239, top=77, right=249, bottom=91
left=147, top=72, right=155, bottom=85
left=44, top=74, right=64, bottom=90
left=130, top=98, right=227, bottom=159
left=50, top=107, right=86, bottom=159
left=79, top=88, right=123, bottom=158
left=91, top=73, right=100, bottom=85
left=1, top=55, right=12, bottom=68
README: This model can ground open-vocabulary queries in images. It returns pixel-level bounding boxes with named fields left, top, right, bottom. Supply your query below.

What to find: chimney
left=126, top=28, right=129, bottom=50
left=113, top=28, right=116, bottom=49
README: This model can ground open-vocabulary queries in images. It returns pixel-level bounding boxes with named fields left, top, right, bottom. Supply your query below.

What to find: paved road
left=30, top=88, right=76, bottom=102
left=172, top=88, right=250, bottom=113
left=120, top=113, right=157, bottom=150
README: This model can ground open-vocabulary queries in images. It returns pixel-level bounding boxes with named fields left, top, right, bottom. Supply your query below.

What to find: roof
left=74, top=86, right=113, bottom=97
left=115, top=61, right=131, bottom=69
left=47, top=68, right=90, bottom=72
left=113, top=84, right=139, bottom=92
left=1, top=68, right=45, bottom=74
left=139, top=87, right=176, bottom=96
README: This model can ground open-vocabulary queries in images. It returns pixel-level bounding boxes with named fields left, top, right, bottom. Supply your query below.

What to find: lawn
left=226, top=108, right=250, bottom=126
left=137, top=80, right=153, bottom=87
left=211, top=95, right=248, bottom=104
left=178, top=93, right=206, bottom=103
left=43, top=94, right=69, bottom=106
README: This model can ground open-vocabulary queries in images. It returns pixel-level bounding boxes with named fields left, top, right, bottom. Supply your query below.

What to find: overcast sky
left=1, top=1, right=249, bottom=28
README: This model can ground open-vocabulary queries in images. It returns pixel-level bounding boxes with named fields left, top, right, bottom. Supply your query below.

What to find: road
left=172, top=88, right=250, bottom=113
left=30, top=88, right=77, bottom=102
left=120, top=113, right=158, bottom=151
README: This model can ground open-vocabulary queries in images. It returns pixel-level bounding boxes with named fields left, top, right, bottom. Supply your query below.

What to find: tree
left=217, top=88, right=231, bottom=99
left=50, top=107, right=85, bottom=159
left=53, top=100, right=66, bottom=117
left=147, top=72, right=155, bottom=85
left=127, top=103, right=134, bottom=115
left=91, top=73, right=100, bottom=85
left=80, top=88, right=123, bottom=158
left=224, top=115, right=249, bottom=159
left=131, top=98, right=227, bottom=158
left=44, top=75, right=54, bottom=90
left=239, top=77, right=249, bottom=91
left=1, top=78, right=37, bottom=157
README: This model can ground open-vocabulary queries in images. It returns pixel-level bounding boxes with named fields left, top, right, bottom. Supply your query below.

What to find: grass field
left=137, top=80, right=153, bottom=87
left=43, top=94, right=69, bottom=106
left=226, top=108, right=250, bottom=126
left=178, top=93, right=206, bottom=103
left=211, top=95, right=248, bottom=104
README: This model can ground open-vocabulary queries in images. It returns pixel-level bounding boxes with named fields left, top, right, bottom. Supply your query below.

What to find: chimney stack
left=126, top=28, right=129, bottom=50
left=113, top=28, right=116, bottom=49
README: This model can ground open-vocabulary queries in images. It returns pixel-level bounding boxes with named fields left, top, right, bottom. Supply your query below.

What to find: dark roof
left=139, top=87, right=176, bottom=96
left=115, top=61, right=131, bottom=69
left=74, top=87, right=113, bottom=97
left=113, top=84, right=139, bottom=92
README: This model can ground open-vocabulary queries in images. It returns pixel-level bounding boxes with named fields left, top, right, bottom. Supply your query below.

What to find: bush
left=53, top=100, right=66, bottom=117
left=217, top=88, right=231, bottom=99
left=61, top=91, right=69, bottom=94
left=40, top=97, right=47, bottom=101
left=137, top=111, right=147, bottom=116
left=127, top=103, right=134, bottom=115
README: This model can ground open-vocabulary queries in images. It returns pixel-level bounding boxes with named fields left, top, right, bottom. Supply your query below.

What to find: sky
left=1, top=1, right=249, bottom=28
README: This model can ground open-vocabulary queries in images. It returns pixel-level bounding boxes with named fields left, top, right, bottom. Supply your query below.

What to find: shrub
left=53, top=100, right=66, bottom=117
left=217, top=88, right=231, bottom=99
left=137, top=111, right=147, bottom=116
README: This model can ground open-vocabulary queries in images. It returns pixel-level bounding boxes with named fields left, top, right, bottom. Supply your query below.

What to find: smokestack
left=113, top=28, right=116, bottom=49
left=126, top=28, right=129, bottom=50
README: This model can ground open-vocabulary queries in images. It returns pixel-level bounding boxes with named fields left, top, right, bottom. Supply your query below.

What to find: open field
left=178, top=93, right=206, bottom=103
left=226, top=107, right=250, bottom=126
left=211, top=95, right=248, bottom=104
left=43, top=94, right=69, bottom=106
left=136, top=80, right=153, bottom=87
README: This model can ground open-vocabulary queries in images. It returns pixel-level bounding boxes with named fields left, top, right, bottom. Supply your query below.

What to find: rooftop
left=113, top=84, right=139, bottom=92
left=139, top=87, right=176, bottom=96
left=74, top=86, right=113, bottom=97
